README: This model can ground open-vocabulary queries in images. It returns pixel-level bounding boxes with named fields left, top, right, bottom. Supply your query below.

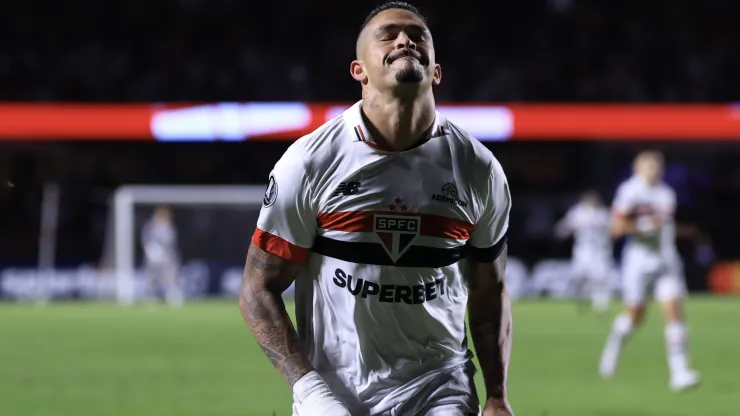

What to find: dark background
left=2, top=0, right=739, bottom=291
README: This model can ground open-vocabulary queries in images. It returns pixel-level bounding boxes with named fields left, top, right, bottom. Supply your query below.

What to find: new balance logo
left=332, top=181, right=361, bottom=196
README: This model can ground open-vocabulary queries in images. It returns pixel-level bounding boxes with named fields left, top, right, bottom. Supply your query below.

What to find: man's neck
left=360, top=89, right=436, bottom=151
left=637, top=174, right=659, bottom=187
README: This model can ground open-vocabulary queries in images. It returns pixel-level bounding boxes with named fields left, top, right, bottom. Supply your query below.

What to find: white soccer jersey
left=612, top=176, right=685, bottom=305
left=141, top=220, right=179, bottom=264
left=612, top=175, right=677, bottom=256
left=560, top=202, right=612, bottom=262
left=252, top=101, right=511, bottom=414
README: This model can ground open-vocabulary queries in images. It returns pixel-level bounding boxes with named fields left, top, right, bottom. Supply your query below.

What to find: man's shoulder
left=277, top=114, right=349, bottom=173
left=657, top=181, right=676, bottom=194
left=570, top=203, right=587, bottom=215
left=442, top=117, right=500, bottom=176
left=443, top=118, right=486, bottom=150
left=569, top=203, right=595, bottom=221
left=616, top=176, right=640, bottom=193
left=293, top=114, right=347, bottom=156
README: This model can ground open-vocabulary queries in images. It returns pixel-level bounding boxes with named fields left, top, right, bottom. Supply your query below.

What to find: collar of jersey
left=345, top=100, right=448, bottom=152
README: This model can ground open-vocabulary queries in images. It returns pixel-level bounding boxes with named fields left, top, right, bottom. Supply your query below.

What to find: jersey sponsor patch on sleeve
left=262, top=174, right=278, bottom=208
left=254, top=140, right=317, bottom=256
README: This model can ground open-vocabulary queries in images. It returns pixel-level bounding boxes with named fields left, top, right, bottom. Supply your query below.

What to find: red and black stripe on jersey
left=309, top=210, right=506, bottom=267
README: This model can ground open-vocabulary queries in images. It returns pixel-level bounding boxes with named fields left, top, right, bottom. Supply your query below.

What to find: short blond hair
left=634, top=150, right=663, bottom=164
left=633, top=150, right=663, bottom=171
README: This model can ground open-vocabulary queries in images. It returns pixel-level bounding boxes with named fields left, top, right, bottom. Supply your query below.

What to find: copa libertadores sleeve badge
left=263, top=174, right=278, bottom=207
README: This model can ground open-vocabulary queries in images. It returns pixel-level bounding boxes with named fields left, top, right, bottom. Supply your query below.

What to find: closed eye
left=375, top=24, right=430, bottom=42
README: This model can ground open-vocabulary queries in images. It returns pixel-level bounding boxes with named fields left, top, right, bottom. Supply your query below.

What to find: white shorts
left=144, top=259, right=179, bottom=285
left=388, top=363, right=479, bottom=416
left=293, top=363, right=479, bottom=416
left=620, top=247, right=686, bottom=307
left=572, top=254, right=613, bottom=282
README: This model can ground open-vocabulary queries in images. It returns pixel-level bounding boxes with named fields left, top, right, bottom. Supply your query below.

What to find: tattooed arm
left=467, top=244, right=513, bottom=415
left=243, top=140, right=350, bottom=414
left=238, top=243, right=313, bottom=387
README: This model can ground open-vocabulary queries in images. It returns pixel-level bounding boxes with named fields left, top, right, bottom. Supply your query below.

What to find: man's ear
left=432, top=63, right=442, bottom=86
left=350, top=60, right=366, bottom=82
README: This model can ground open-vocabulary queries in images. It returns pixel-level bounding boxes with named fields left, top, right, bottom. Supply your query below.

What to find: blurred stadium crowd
left=0, top=0, right=738, bottom=288
left=2, top=0, right=740, bottom=102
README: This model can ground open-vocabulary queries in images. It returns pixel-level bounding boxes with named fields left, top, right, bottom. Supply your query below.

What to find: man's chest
left=572, top=208, right=609, bottom=229
left=311, top=156, right=479, bottom=267
left=318, top=156, right=476, bottom=224
left=630, top=190, right=670, bottom=217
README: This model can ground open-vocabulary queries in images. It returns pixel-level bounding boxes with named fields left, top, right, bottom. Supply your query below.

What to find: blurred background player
left=599, top=151, right=699, bottom=391
left=555, top=190, right=613, bottom=312
left=140, top=205, right=183, bottom=307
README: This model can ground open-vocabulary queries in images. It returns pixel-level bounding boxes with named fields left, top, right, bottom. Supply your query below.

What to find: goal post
left=109, top=185, right=267, bottom=305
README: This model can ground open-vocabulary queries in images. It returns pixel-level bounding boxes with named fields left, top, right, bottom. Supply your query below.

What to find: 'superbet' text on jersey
left=251, top=101, right=511, bottom=413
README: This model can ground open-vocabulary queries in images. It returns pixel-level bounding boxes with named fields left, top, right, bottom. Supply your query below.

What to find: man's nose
left=394, top=32, right=416, bottom=50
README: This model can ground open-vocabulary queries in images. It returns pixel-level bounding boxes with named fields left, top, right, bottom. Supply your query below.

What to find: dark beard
left=394, top=67, right=424, bottom=83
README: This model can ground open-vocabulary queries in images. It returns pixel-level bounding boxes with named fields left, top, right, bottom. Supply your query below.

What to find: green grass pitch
left=1, top=297, right=738, bottom=415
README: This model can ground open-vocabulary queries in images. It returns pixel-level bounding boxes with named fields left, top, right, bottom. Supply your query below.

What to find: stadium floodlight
left=109, top=185, right=266, bottom=305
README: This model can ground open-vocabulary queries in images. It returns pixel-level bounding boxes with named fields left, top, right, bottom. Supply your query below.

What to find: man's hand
left=292, top=371, right=351, bottom=416
left=636, top=214, right=663, bottom=233
left=482, top=397, right=514, bottom=416
left=612, top=213, right=662, bottom=238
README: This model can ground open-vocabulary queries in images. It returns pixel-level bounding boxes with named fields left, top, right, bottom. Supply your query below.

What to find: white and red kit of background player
left=252, top=101, right=511, bottom=415
left=558, top=202, right=613, bottom=284
left=612, top=175, right=685, bottom=306
left=557, top=201, right=614, bottom=310
left=600, top=175, right=697, bottom=391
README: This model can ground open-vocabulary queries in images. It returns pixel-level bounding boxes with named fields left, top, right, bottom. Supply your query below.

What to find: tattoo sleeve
left=466, top=243, right=512, bottom=402
left=238, top=243, right=313, bottom=387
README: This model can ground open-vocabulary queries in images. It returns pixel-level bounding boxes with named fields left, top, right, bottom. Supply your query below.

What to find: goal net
left=103, top=185, right=268, bottom=305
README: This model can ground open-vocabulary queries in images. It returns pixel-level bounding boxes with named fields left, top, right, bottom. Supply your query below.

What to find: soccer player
left=554, top=191, right=613, bottom=312
left=599, top=151, right=699, bottom=391
left=238, top=2, right=513, bottom=415
left=140, top=205, right=183, bottom=307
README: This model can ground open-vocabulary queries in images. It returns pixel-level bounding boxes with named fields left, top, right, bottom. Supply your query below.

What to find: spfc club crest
left=373, top=197, right=420, bottom=263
